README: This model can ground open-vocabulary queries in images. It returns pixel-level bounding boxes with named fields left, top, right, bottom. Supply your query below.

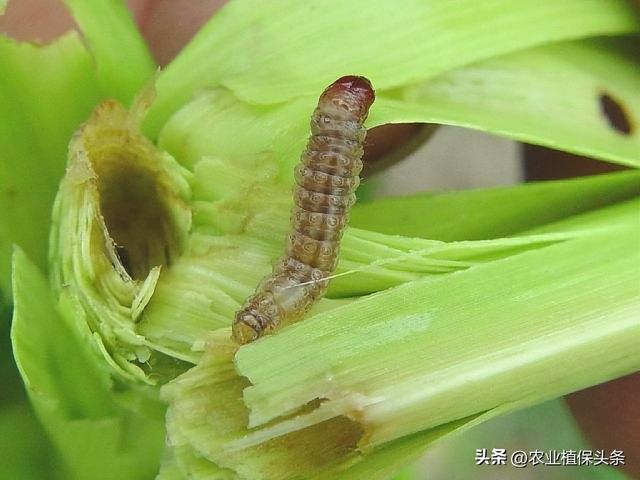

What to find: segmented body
left=232, top=76, right=375, bottom=344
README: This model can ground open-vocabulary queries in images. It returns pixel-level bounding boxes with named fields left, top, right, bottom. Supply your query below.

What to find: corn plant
left=1, top=0, right=639, bottom=479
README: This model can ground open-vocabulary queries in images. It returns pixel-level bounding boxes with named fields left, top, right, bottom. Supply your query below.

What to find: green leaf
left=0, top=33, right=100, bottom=304
left=177, top=223, right=637, bottom=478
left=350, top=171, right=640, bottom=240
left=526, top=197, right=640, bottom=235
left=0, top=303, right=55, bottom=480
left=0, top=404, right=58, bottom=480
left=236, top=225, right=640, bottom=445
left=145, top=0, right=639, bottom=136
left=158, top=88, right=312, bottom=174
left=0, top=1, right=155, bottom=304
left=371, top=38, right=640, bottom=168
left=10, top=248, right=166, bottom=480
left=12, top=248, right=116, bottom=417
left=158, top=37, right=640, bottom=189
left=63, top=0, right=155, bottom=104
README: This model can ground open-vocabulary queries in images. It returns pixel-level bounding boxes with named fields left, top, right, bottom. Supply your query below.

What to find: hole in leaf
left=599, top=92, right=633, bottom=135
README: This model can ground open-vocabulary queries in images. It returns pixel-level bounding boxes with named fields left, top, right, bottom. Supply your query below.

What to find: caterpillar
left=232, top=75, right=375, bottom=344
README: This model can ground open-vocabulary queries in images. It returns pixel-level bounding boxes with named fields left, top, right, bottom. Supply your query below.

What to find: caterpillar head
left=232, top=309, right=263, bottom=344
left=320, top=75, right=375, bottom=121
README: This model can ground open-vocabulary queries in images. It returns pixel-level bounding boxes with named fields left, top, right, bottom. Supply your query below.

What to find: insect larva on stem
left=232, top=75, right=375, bottom=344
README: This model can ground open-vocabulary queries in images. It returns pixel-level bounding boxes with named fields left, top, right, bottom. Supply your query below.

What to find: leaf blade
left=236, top=225, right=640, bottom=448
left=371, top=38, right=640, bottom=168
left=10, top=248, right=166, bottom=480
left=63, top=0, right=155, bottom=104
left=145, top=0, right=640, bottom=136
left=350, top=171, right=640, bottom=240
left=0, top=33, right=101, bottom=303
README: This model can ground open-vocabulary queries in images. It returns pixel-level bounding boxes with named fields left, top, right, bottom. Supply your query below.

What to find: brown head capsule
left=232, top=76, right=375, bottom=344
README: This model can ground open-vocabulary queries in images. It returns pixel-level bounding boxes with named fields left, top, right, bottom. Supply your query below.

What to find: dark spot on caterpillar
left=599, top=92, right=633, bottom=135
left=232, top=76, right=375, bottom=344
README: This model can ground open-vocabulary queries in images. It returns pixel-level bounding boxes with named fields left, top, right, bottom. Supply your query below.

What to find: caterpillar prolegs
left=232, top=76, right=375, bottom=344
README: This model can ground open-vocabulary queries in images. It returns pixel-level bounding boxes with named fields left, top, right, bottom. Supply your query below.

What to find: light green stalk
left=158, top=184, right=639, bottom=479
